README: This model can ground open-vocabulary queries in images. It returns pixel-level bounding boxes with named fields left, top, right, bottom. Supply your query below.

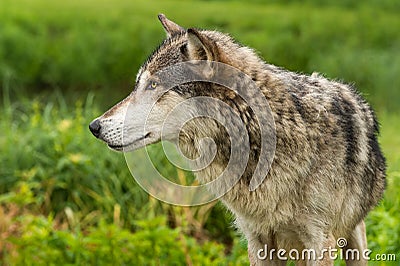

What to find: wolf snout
left=89, top=119, right=101, bottom=138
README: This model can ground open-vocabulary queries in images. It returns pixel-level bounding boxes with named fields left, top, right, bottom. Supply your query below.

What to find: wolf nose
left=89, top=119, right=101, bottom=138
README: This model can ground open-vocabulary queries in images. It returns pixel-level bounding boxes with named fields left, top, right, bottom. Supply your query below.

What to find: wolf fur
left=89, top=14, right=386, bottom=265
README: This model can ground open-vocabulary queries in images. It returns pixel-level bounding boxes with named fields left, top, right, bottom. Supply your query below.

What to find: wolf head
left=89, top=14, right=262, bottom=152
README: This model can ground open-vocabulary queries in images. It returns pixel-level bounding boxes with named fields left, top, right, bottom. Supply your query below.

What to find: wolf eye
left=147, top=81, right=158, bottom=90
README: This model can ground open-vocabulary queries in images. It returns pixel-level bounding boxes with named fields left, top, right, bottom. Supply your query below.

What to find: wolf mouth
left=108, top=132, right=152, bottom=151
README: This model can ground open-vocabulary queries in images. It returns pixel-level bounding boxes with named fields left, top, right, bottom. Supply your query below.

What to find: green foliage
left=3, top=214, right=227, bottom=265
left=0, top=93, right=144, bottom=225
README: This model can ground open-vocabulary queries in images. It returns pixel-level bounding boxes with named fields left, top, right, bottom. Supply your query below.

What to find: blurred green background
left=0, top=0, right=399, bottom=265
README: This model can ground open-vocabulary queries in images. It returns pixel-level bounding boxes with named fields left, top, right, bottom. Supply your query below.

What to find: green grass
left=0, top=0, right=399, bottom=264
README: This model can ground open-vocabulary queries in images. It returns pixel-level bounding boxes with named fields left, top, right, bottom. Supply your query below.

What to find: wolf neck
left=177, top=95, right=260, bottom=187
left=178, top=118, right=231, bottom=184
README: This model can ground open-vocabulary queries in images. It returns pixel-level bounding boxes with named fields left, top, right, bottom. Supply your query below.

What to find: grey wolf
left=89, top=14, right=386, bottom=265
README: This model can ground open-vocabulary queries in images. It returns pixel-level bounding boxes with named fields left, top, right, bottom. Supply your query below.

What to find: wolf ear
left=158, top=14, right=185, bottom=37
left=186, top=28, right=219, bottom=62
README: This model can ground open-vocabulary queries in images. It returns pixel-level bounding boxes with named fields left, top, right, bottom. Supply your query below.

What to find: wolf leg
left=247, top=233, right=286, bottom=266
left=298, top=232, right=336, bottom=266
left=343, top=220, right=367, bottom=266
left=315, top=234, right=336, bottom=266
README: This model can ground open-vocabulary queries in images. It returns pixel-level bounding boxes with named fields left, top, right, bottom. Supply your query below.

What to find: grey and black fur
left=89, top=14, right=386, bottom=265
